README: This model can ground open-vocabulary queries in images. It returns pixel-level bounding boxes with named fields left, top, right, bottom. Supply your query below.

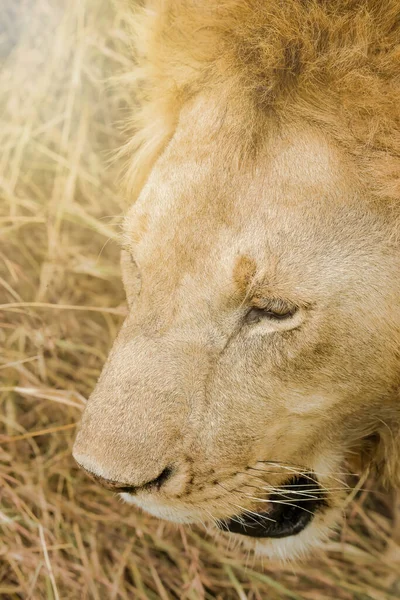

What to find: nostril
left=145, top=465, right=174, bottom=490
left=74, top=456, right=174, bottom=494
left=115, top=483, right=139, bottom=494
left=112, top=466, right=174, bottom=494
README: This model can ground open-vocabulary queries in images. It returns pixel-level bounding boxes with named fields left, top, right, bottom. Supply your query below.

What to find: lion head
left=73, top=0, right=400, bottom=559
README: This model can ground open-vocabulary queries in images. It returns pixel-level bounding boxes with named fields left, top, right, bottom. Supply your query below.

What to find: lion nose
left=74, top=457, right=174, bottom=494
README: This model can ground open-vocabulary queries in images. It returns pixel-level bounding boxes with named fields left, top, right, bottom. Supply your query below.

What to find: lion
left=73, top=0, right=400, bottom=560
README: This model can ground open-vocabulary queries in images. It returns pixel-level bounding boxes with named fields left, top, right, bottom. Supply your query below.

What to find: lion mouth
left=216, top=474, right=325, bottom=539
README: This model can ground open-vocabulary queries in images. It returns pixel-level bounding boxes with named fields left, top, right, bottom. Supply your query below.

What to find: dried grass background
left=0, top=1, right=399, bottom=598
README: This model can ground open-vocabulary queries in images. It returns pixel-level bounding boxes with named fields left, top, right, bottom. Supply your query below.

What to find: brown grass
left=0, top=1, right=399, bottom=598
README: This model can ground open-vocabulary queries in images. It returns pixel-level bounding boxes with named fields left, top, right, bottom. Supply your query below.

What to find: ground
left=0, top=1, right=399, bottom=598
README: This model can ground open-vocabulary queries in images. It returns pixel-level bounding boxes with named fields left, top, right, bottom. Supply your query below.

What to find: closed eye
left=245, top=302, right=298, bottom=325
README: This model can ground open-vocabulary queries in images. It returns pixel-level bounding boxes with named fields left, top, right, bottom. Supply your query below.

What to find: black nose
left=76, top=464, right=174, bottom=494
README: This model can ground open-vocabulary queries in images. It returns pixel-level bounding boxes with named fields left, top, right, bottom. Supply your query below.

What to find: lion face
left=73, top=96, right=400, bottom=559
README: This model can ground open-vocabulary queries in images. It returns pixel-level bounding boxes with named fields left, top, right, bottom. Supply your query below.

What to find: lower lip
left=216, top=474, right=325, bottom=539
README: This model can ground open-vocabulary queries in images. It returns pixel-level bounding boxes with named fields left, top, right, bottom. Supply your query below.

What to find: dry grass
left=0, top=1, right=399, bottom=598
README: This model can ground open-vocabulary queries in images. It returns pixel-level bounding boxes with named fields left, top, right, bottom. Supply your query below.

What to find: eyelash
left=245, top=303, right=297, bottom=324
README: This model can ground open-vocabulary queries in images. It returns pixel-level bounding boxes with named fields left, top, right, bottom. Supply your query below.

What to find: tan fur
left=73, top=0, right=400, bottom=559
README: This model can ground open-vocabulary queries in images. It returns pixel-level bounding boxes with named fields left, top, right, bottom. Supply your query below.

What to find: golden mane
left=123, top=0, right=400, bottom=201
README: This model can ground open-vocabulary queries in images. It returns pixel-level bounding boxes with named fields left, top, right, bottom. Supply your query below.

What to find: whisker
left=217, top=514, right=247, bottom=529
left=236, top=505, right=276, bottom=524
left=254, top=462, right=317, bottom=480
left=242, top=494, right=317, bottom=516
left=226, top=484, right=322, bottom=508
left=252, top=462, right=356, bottom=479
left=217, top=483, right=276, bottom=523
left=236, top=472, right=379, bottom=499
left=243, top=482, right=348, bottom=495
left=227, top=482, right=323, bottom=500
left=258, top=462, right=350, bottom=491
left=246, top=467, right=296, bottom=475
left=243, top=476, right=382, bottom=497
left=241, top=485, right=322, bottom=500
left=240, top=471, right=340, bottom=492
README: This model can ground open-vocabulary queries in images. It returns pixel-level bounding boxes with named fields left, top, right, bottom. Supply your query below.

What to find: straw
left=1, top=0, right=399, bottom=597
